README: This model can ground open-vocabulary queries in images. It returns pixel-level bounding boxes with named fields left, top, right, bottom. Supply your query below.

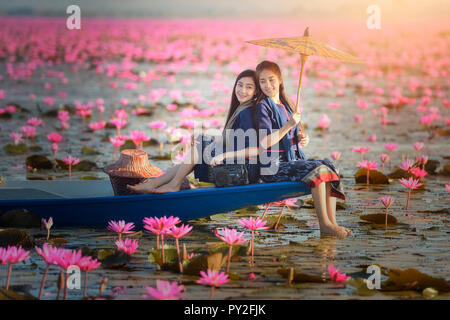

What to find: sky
left=0, top=0, right=448, bottom=20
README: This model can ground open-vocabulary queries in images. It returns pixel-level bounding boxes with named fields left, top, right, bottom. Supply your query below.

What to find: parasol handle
left=295, top=54, right=308, bottom=135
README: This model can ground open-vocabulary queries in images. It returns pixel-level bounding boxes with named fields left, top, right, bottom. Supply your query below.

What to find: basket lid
left=103, top=149, right=163, bottom=178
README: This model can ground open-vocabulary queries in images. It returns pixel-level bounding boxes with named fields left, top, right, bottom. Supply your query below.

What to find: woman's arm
left=260, top=112, right=301, bottom=149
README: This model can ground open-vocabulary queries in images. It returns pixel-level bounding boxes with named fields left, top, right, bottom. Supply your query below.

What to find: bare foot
left=320, top=224, right=349, bottom=238
left=332, top=223, right=352, bottom=236
left=127, top=178, right=162, bottom=194
left=153, top=182, right=182, bottom=193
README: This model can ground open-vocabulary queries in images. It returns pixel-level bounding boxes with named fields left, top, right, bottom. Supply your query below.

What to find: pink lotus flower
left=120, top=98, right=129, bottom=107
left=366, top=134, right=376, bottom=143
left=331, top=151, right=341, bottom=166
left=129, top=130, right=150, bottom=149
left=10, top=132, right=23, bottom=145
left=148, top=120, right=167, bottom=130
left=114, top=109, right=128, bottom=119
left=0, top=246, right=31, bottom=291
left=384, top=143, right=398, bottom=152
left=57, top=110, right=70, bottom=122
left=27, top=117, right=44, bottom=127
left=88, top=121, right=106, bottom=131
left=413, top=142, right=424, bottom=152
left=446, top=184, right=450, bottom=193
left=328, top=265, right=350, bottom=283
left=167, top=224, right=193, bottom=273
left=380, top=196, right=394, bottom=227
left=107, top=220, right=135, bottom=239
left=356, top=99, right=368, bottom=110
left=35, top=243, right=66, bottom=299
left=352, top=147, right=370, bottom=161
left=328, top=102, right=340, bottom=109
left=145, top=280, right=185, bottom=300
left=399, top=177, right=423, bottom=210
left=380, top=153, right=389, bottom=172
left=78, top=256, right=102, bottom=297
left=317, top=114, right=331, bottom=131
left=410, top=167, right=427, bottom=179
left=353, top=115, right=363, bottom=124
left=56, top=249, right=83, bottom=299
left=110, top=117, right=127, bottom=134
left=166, top=104, right=178, bottom=111
left=417, top=155, right=428, bottom=170
left=216, top=228, right=247, bottom=274
left=357, top=160, right=379, bottom=185
left=143, top=216, right=180, bottom=263
left=42, top=217, right=53, bottom=241
left=238, top=217, right=269, bottom=265
left=63, top=156, right=80, bottom=180
left=197, top=269, right=229, bottom=300
left=47, top=132, right=62, bottom=144
left=399, top=160, right=414, bottom=172
left=20, top=125, right=36, bottom=141
left=115, top=238, right=139, bottom=255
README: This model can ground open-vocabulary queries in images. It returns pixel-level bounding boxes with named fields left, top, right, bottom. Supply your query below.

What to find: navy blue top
left=256, top=99, right=303, bottom=165
left=194, top=106, right=260, bottom=183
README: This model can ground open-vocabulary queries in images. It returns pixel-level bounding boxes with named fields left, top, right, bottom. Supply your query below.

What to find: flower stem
left=385, top=208, right=388, bottom=229
left=209, top=286, right=215, bottom=300
left=156, top=234, right=160, bottom=250
left=176, top=238, right=183, bottom=273
left=406, top=189, right=411, bottom=211
left=161, top=235, right=165, bottom=264
left=226, top=245, right=232, bottom=274
left=38, top=264, right=50, bottom=300
left=64, top=270, right=68, bottom=300
left=274, top=205, right=286, bottom=230
left=5, top=263, right=12, bottom=290
left=83, top=271, right=89, bottom=297
left=251, top=231, right=255, bottom=267
left=261, top=202, right=271, bottom=220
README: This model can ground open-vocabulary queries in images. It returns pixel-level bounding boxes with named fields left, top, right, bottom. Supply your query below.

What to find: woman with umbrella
left=254, top=60, right=351, bottom=238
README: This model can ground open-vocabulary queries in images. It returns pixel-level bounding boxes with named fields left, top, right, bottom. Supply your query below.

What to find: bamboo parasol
left=247, top=27, right=365, bottom=115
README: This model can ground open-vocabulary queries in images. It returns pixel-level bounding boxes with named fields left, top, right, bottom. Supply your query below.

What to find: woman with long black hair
left=128, top=69, right=260, bottom=193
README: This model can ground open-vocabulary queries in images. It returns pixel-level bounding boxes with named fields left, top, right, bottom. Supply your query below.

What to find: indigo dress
left=193, top=107, right=260, bottom=183
left=256, top=98, right=345, bottom=200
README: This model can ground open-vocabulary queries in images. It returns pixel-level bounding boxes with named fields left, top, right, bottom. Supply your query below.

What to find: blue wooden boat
left=0, top=180, right=311, bottom=226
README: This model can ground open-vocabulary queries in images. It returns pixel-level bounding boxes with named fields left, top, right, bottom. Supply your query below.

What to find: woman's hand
left=299, top=133, right=309, bottom=147
left=209, top=153, right=226, bottom=167
left=287, top=112, right=301, bottom=128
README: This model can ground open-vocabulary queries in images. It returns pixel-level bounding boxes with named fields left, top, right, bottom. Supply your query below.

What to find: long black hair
left=224, top=69, right=259, bottom=128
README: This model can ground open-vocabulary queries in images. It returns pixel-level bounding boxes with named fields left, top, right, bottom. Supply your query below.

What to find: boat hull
left=0, top=182, right=310, bottom=226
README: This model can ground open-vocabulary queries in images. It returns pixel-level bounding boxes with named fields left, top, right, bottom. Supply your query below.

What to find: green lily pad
left=99, top=249, right=131, bottom=269
left=0, top=228, right=34, bottom=249
left=208, top=243, right=247, bottom=257
left=81, top=146, right=101, bottom=155
left=347, top=278, right=378, bottom=296
left=80, top=176, right=101, bottom=180
left=360, top=214, right=398, bottom=225
left=0, top=209, right=40, bottom=228
left=148, top=245, right=179, bottom=267
left=355, top=168, right=389, bottom=184
left=382, top=268, right=450, bottom=292
left=26, top=155, right=53, bottom=170
left=73, top=160, right=98, bottom=172
left=277, top=268, right=326, bottom=284
left=0, top=288, right=37, bottom=300
left=3, top=143, right=28, bottom=154
left=183, top=252, right=227, bottom=276
left=438, top=165, right=450, bottom=176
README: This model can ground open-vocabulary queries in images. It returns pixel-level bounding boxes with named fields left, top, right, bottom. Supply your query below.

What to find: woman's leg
left=325, top=182, right=351, bottom=235
left=311, top=182, right=348, bottom=237
left=127, top=164, right=181, bottom=193
left=153, top=142, right=201, bottom=193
